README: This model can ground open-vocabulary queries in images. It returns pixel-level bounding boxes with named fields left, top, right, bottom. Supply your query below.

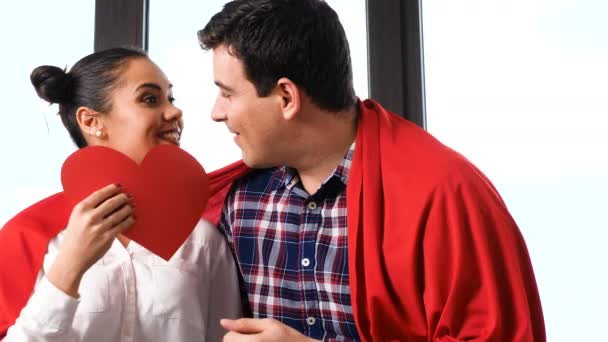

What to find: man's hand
left=221, top=318, right=319, bottom=342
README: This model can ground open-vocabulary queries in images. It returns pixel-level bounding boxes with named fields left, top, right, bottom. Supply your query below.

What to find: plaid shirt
left=220, top=143, right=359, bottom=341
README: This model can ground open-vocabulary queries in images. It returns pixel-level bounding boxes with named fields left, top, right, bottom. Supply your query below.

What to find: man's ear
left=75, top=106, right=104, bottom=138
left=275, top=78, right=301, bottom=120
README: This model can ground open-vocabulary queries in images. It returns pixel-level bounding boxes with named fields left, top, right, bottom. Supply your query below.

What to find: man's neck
left=293, top=107, right=358, bottom=195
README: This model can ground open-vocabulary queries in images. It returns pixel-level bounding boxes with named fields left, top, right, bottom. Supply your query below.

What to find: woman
left=0, top=47, right=241, bottom=341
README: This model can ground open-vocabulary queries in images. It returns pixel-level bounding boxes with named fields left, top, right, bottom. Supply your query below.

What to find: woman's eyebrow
left=134, top=82, right=173, bottom=92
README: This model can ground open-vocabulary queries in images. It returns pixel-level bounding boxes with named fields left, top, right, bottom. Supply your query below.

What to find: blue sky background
left=0, top=1, right=606, bottom=340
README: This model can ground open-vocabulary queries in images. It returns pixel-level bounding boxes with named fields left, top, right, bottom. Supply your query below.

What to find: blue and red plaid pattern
left=219, top=144, right=359, bottom=341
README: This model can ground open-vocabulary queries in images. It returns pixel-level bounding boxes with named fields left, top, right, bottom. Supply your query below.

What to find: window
left=422, top=0, right=608, bottom=339
left=0, top=1, right=95, bottom=225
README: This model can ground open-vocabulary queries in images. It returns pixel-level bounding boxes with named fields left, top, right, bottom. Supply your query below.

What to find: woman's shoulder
left=186, top=219, right=228, bottom=247
left=169, top=219, right=231, bottom=266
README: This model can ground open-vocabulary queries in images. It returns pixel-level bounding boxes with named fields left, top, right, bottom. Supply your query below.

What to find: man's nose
left=211, top=98, right=227, bottom=122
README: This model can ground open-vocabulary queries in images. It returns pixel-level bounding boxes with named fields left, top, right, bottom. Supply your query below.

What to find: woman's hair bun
left=30, top=65, right=73, bottom=105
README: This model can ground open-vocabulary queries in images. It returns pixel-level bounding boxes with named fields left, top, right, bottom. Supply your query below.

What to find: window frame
left=94, top=0, right=149, bottom=51
left=366, top=0, right=426, bottom=127
left=94, top=0, right=426, bottom=127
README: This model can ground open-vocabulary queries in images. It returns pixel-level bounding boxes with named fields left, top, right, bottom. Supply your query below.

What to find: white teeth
left=160, top=131, right=180, bottom=143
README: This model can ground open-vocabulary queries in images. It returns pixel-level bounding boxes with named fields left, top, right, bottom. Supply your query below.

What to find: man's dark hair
left=198, top=0, right=356, bottom=112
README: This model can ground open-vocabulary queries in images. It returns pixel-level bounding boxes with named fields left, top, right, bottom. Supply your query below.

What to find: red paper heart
left=61, top=145, right=209, bottom=260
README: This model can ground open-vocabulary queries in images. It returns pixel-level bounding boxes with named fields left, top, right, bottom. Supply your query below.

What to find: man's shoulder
left=222, top=167, right=283, bottom=217
left=232, top=167, right=283, bottom=195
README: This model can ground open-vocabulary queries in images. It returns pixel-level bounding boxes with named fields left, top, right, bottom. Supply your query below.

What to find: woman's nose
left=164, top=104, right=183, bottom=121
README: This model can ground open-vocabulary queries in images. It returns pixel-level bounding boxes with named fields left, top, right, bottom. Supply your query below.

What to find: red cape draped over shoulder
left=0, top=99, right=545, bottom=341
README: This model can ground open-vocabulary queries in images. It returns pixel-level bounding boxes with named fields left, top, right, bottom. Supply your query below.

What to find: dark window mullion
left=94, top=0, right=148, bottom=52
left=366, top=0, right=426, bottom=128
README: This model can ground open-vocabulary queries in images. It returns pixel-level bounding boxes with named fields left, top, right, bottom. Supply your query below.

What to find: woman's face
left=98, top=58, right=183, bottom=164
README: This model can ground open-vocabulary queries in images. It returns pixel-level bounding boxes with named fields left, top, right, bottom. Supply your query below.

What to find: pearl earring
left=95, top=130, right=102, bottom=137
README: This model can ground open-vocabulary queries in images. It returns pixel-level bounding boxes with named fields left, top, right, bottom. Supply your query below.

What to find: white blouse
left=5, top=220, right=242, bottom=342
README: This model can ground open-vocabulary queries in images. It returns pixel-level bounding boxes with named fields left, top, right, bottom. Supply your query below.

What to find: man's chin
left=242, top=155, right=277, bottom=169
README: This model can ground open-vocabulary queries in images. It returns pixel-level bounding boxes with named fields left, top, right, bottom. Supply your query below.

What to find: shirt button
left=307, top=201, right=317, bottom=210
left=301, top=258, right=310, bottom=267
left=306, top=317, right=316, bottom=326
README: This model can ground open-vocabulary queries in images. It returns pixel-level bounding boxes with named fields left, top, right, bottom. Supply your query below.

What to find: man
left=198, top=0, right=545, bottom=341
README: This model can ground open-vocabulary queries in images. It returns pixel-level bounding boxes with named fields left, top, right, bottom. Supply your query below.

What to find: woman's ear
left=275, top=78, right=301, bottom=121
left=75, top=106, right=105, bottom=138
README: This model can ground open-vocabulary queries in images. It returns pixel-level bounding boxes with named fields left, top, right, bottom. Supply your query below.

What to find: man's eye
left=168, top=96, right=176, bottom=103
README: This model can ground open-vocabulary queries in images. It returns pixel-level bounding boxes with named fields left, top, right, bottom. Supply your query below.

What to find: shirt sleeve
left=4, top=272, right=80, bottom=342
left=218, top=189, right=235, bottom=246
left=204, top=229, right=243, bottom=341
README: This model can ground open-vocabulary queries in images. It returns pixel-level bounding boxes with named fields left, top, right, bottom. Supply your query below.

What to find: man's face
left=210, top=44, right=287, bottom=168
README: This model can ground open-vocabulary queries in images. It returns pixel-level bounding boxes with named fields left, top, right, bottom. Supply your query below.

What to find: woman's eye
left=143, top=95, right=158, bottom=104
left=168, top=96, right=176, bottom=104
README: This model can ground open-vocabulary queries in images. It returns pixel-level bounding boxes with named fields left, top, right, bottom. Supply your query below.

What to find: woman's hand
left=47, top=183, right=135, bottom=297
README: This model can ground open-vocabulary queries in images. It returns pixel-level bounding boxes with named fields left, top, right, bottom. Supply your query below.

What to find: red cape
left=0, top=99, right=545, bottom=341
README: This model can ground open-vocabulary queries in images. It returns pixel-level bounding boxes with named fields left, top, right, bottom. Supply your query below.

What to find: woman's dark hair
left=198, top=0, right=356, bottom=112
left=31, top=47, right=148, bottom=148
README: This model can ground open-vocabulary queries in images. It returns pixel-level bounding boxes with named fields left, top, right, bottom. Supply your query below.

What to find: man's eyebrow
left=214, top=81, right=234, bottom=92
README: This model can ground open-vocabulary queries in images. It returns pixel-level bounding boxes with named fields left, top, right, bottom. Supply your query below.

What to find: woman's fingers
left=103, top=203, right=134, bottom=228
left=71, top=183, right=134, bottom=234
left=95, top=192, right=132, bottom=220
left=109, top=214, right=136, bottom=235
left=79, top=183, right=123, bottom=210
